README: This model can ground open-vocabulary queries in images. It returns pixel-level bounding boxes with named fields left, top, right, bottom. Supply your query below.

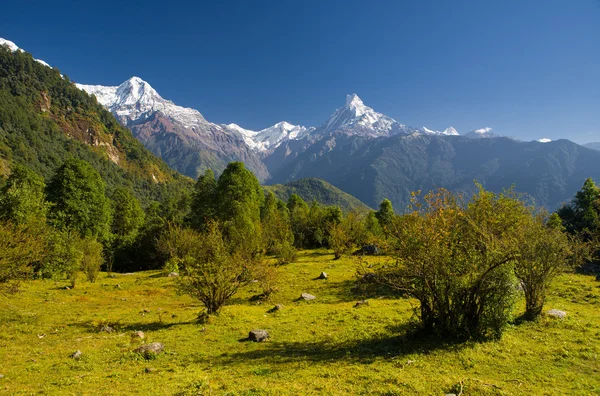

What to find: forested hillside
left=0, top=45, right=191, bottom=205
left=265, top=178, right=370, bottom=212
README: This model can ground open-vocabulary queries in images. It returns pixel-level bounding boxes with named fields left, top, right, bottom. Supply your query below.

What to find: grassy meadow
left=0, top=250, right=599, bottom=395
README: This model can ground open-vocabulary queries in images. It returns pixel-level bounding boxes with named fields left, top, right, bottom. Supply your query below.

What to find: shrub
left=515, top=213, right=586, bottom=319
left=79, top=237, right=104, bottom=283
left=0, top=221, right=46, bottom=286
left=161, top=222, right=258, bottom=315
left=381, top=187, right=526, bottom=339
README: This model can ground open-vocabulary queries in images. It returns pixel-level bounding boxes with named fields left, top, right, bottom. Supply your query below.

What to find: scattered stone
left=0, top=374, right=4, bottom=379
left=143, top=309, right=150, bottom=313
left=100, top=325, right=115, bottom=333
left=445, top=394, right=457, bottom=396
left=134, top=342, right=165, bottom=357
left=354, top=244, right=381, bottom=256
left=108, top=274, right=117, bottom=279
left=123, top=273, right=135, bottom=276
left=131, top=331, right=145, bottom=340
left=268, top=304, right=284, bottom=313
left=300, top=293, right=316, bottom=301
left=546, top=309, right=567, bottom=319
left=167, top=272, right=179, bottom=277
left=37, top=334, right=47, bottom=339
left=317, top=272, right=328, bottom=280
left=248, top=329, right=269, bottom=342
left=250, top=279, right=259, bottom=283
left=115, top=284, right=122, bottom=289
left=70, top=350, right=82, bottom=360
left=64, top=286, right=71, bottom=290
left=144, top=367, right=157, bottom=374
left=354, top=300, right=369, bottom=308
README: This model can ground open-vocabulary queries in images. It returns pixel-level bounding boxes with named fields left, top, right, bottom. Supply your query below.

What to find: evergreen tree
left=46, top=158, right=112, bottom=240
left=376, top=199, right=395, bottom=236
left=558, top=178, right=600, bottom=236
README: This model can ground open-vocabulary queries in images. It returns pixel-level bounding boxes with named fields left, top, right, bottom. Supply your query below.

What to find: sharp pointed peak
left=345, top=93, right=364, bottom=107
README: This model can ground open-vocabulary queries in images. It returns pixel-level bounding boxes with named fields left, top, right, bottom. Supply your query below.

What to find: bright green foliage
left=46, top=158, right=112, bottom=240
left=162, top=222, right=258, bottom=314
left=111, top=187, right=144, bottom=239
left=188, top=169, right=217, bottom=230
left=78, top=237, right=104, bottom=283
left=0, top=221, right=46, bottom=284
left=515, top=213, right=581, bottom=319
left=375, top=198, right=395, bottom=236
left=382, top=187, right=528, bottom=339
left=261, top=192, right=294, bottom=259
left=558, top=177, right=600, bottom=236
left=0, top=163, right=48, bottom=225
left=216, top=162, right=264, bottom=224
left=42, top=229, right=82, bottom=284
left=364, top=210, right=384, bottom=241
left=327, top=222, right=353, bottom=259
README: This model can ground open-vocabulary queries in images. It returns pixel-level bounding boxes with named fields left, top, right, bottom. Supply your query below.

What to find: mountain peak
left=0, top=38, right=19, bottom=52
left=345, top=93, right=363, bottom=107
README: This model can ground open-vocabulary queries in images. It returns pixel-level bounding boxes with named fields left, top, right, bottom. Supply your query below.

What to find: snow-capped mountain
left=464, top=127, right=502, bottom=139
left=0, top=38, right=51, bottom=67
left=419, top=126, right=460, bottom=136
left=226, top=121, right=314, bottom=152
left=77, top=77, right=208, bottom=129
left=537, top=138, right=552, bottom=143
left=77, top=77, right=271, bottom=180
left=318, top=94, right=411, bottom=138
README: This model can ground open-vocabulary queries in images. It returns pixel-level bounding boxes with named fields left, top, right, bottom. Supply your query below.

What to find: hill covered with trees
left=0, top=44, right=192, bottom=205
left=265, top=178, right=371, bottom=212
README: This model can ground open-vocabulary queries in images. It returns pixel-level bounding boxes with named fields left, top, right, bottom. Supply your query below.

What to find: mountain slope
left=584, top=142, right=600, bottom=151
left=265, top=178, right=371, bottom=212
left=268, top=133, right=600, bottom=211
left=77, top=77, right=277, bottom=181
left=0, top=41, right=190, bottom=204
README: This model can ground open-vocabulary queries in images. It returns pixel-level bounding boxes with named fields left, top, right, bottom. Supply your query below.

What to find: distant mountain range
left=584, top=142, right=600, bottom=151
left=4, top=37, right=600, bottom=212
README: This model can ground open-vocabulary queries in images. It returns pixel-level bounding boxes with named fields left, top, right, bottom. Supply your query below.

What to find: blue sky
left=3, top=0, right=599, bottom=143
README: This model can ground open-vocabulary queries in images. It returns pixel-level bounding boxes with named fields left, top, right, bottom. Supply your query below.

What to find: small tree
left=162, top=222, right=257, bottom=315
left=328, top=221, right=353, bottom=259
left=79, top=237, right=104, bottom=283
left=42, top=229, right=83, bottom=286
left=515, top=213, right=582, bottom=319
left=0, top=221, right=46, bottom=286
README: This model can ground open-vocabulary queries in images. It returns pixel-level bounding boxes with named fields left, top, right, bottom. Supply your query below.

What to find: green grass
left=1, top=250, right=599, bottom=395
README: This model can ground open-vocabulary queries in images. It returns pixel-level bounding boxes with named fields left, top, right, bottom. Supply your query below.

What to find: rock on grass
left=134, top=342, right=165, bottom=357
left=249, top=329, right=269, bottom=342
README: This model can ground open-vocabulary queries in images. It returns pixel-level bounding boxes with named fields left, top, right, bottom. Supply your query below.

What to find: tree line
left=1, top=157, right=598, bottom=340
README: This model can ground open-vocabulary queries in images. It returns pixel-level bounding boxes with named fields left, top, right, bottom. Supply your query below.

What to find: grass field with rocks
left=1, top=250, right=599, bottom=395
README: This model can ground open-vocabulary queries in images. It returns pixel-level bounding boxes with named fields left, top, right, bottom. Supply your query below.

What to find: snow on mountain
left=537, top=138, right=552, bottom=143
left=0, top=38, right=52, bottom=68
left=225, top=121, right=313, bottom=151
left=419, top=126, right=460, bottom=136
left=320, top=94, right=410, bottom=137
left=78, top=76, right=310, bottom=154
left=465, top=127, right=501, bottom=139
left=77, top=77, right=208, bottom=129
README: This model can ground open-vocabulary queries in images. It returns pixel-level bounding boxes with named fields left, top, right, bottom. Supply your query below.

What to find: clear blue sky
left=3, top=0, right=599, bottom=143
